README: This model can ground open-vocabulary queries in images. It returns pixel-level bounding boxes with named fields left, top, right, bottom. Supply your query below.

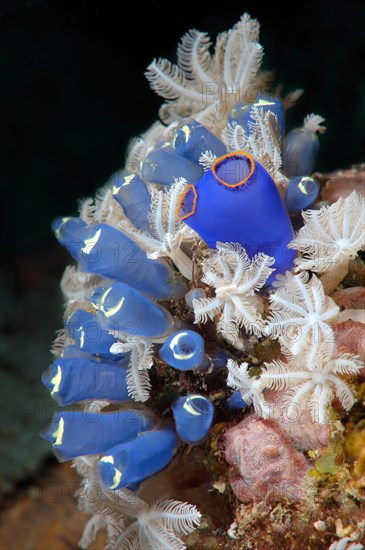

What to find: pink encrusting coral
left=332, top=287, right=365, bottom=310
left=320, top=167, right=365, bottom=202
left=261, top=390, right=330, bottom=451
left=334, top=321, right=365, bottom=365
left=224, top=415, right=309, bottom=503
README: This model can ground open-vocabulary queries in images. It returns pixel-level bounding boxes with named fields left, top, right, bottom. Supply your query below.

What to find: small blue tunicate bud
left=141, top=145, right=203, bottom=185
left=211, top=349, right=233, bottom=371
left=227, top=390, right=248, bottom=409
left=284, top=116, right=325, bottom=177
left=98, top=426, right=177, bottom=490
left=40, top=410, right=155, bottom=462
left=42, top=357, right=130, bottom=405
left=172, top=394, right=214, bottom=445
left=185, top=288, right=206, bottom=310
left=159, top=330, right=209, bottom=371
left=285, top=176, right=319, bottom=212
left=172, top=120, right=227, bottom=163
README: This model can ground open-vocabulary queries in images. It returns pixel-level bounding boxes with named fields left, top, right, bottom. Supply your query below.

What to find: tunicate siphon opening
left=213, top=151, right=254, bottom=188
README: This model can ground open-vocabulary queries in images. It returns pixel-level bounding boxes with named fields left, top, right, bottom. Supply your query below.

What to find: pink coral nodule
left=224, top=415, right=309, bottom=503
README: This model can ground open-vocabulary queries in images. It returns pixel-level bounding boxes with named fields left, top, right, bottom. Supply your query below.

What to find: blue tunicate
left=98, top=426, right=177, bottom=490
left=65, top=309, right=126, bottom=361
left=284, top=124, right=322, bottom=177
left=52, top=217, right=87, bottom=248
left=60, top=344, right=95, bottom=360
left=172, top=394, right=214, bottom=445
left=185, top=288, right=206, bottom=310
left=159, top=330, right=209, bottom=371
left=42, top=357, right=130, bottom=405
left=112, top=172, right=151, bottom=232
left=90, top=283, right=174, bottom=339
left=52, top=219, right=186, bottom=300
left=178, top=152, right=296, bottom=283
left=227, top=390, right=247, bottom=409
left=229, top=93, right=285, bottom=138
left=285, top=176, right=319, bottom=212
left=211, top=349, right=233, bottom=371
left=172, top=120, right=227, bottom=163
left=141, top=145, right=203, bottom=186
left=40, top=410, right=155, bottom=462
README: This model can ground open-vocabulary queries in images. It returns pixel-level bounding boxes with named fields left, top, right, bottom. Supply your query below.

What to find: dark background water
left=0, top=0, right=364, bottom=494
left=1, top=0, right=365, bottom=254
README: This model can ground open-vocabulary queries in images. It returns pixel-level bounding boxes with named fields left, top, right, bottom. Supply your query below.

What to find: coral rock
left=334, top=321, right=365, bottom=363
left=319, top=166, right=365, bottom=202
left=224, top=415, right=309, bottom=502
left=332, top=287, right=365, bottom=310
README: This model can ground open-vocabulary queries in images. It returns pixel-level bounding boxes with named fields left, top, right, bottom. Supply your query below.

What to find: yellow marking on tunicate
left=104, top=297, right=125, bottom=318
left=81, top=228, right=102, bottom=254
left=112, top=184, right=121, bottom=195
left=298, top=176, right=312, bottom=195
left=169, top=332, right=195, bottom=361
left=79, top=328, right=85, bottom=349
left=53, top=417, right=64, bottom=446
left=99, top=287, right=125, bottom=318
left=100, top=455, right=114, bottom=464
left=110, top=468, right=122, bottom=489
left=183, top=395, right=203, bottom=416
left=181, top=124, right=191, bottom=143
left=54, top=217, right=71, bottom=238
left=100, top=286, right=112, bottom=305
left=100, top=456, right=122, bottom=489
left=50, top=364, right=62, bottom=395
left=123, top=173, right=135, bottom=186
left=254, top=98, right=276, bottom=106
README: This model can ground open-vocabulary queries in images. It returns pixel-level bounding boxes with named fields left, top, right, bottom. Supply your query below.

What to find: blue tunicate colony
left=42, top=93, right=324, bottom=491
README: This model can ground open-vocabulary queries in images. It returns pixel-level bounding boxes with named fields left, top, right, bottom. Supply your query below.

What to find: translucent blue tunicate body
left=172, top=120, right=227, bottom=163
left=52, top=218, right=186, bottom=300
left=172, top=394, right=214, bottom=445
left=284, top=127, right=320, bottom=177
left=227, top=390, right=247, bottom=409
left=65, top=309, right=126, bottom=361
left=98, top=426, right=177, bottom=490
left=112, top=171, right=151, bottom=232
left=178, top=152, right=296, bottom=282
left=42, top=357, right=130, bottom=405
left=60, top=344, right=93, bottom=360
left=285, top=176, right=319, bottom=212
left=228, top=93, right=285, bottom=137
left=159, top=330, right=209, bottom=371
left=52, top=216, right=87, bottom=245
left=90, top=282, right=174, bottom=339
left=40, top=410, right=155, bottom=461
left=141, top=145, right=203, bottom=186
